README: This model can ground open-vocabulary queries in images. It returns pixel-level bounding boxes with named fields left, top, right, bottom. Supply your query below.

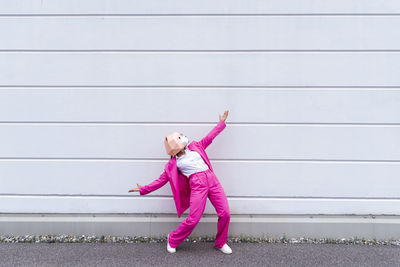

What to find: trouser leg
left=207, top=172, right=231, bottom=248
left=168, top=174, right=208, bottom=248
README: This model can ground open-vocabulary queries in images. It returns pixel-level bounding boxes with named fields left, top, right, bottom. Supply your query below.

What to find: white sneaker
left=167, top=234, right=176, bottom=253
left=218, top=243, right=232, bottom=254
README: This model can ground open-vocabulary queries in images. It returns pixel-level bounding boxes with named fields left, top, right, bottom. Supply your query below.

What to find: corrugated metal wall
left=1, top=1, right=400, bottom=221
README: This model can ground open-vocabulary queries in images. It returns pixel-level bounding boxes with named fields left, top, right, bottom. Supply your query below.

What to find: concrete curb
left=1, top=213, right=400, bottom=241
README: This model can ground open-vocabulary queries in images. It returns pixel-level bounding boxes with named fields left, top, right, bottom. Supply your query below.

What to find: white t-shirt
left=176, top=145, right=209, bottom=178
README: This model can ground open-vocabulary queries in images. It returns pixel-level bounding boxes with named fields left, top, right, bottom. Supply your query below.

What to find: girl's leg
left=168, top=173, right=208, bottom=248
left=207, top=172, right=231, bottom=248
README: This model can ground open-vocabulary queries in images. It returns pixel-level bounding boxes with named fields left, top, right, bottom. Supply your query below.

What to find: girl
left=128, top=110, right=232, bottom=254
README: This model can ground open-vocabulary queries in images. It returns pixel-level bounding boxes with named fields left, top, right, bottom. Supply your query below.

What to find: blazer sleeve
left=199, top=120, right=226, bottom=150
left=139, top=170, right=169, bottom=195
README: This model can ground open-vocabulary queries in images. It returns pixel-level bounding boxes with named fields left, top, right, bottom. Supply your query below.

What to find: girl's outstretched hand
left=219, top=110, right=229, bottom=122
left=128, top=183, right=141, bottom=193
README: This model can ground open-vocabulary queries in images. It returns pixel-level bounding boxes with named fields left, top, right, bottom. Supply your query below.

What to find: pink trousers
left=168, top=169, right=231, bottom=248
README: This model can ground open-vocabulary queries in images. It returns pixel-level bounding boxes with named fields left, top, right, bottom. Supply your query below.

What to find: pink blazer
left=139, top=120, right=226, bottom=217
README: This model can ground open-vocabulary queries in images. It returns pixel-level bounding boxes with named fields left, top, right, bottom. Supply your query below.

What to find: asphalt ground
left=1, top=242, right=399, bottom=267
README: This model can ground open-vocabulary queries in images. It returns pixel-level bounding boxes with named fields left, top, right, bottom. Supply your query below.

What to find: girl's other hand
left=219, top=110, right=229, bottom=122
left=128, top=183, right=141, bottom=192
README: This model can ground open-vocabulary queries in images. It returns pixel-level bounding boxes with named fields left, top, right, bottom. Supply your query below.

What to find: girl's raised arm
left=200, top=110, right=229, bottom=149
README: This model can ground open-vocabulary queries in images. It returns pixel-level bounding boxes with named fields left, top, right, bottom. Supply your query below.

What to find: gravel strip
left=0, top=235, right=399, bottom=246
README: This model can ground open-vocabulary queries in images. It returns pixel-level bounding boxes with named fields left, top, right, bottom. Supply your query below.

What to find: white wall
left=1, top=1, right=400, bottom=223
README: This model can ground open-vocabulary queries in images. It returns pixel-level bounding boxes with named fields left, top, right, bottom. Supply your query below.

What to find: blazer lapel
left=188, top=141, right=214, bottom=172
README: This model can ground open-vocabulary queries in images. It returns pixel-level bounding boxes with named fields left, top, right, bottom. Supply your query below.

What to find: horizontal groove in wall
left=0, top=122, right=400, bottom=126
left=3, top=214, right=395, bottom=219
left=1, top=158, right=400, bottom=163
left=1, top=50, right=400, bottom=53
left=1, top=14, right=400, bottom=17
left=1, top=213, right=393, bottom=218
left=1, top=85, right=400, bottom=89
left=2, top=194, right=400, bottom=200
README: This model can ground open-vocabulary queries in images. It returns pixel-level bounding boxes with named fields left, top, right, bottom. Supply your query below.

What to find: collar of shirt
left=176, top=146, right=189, bottom=159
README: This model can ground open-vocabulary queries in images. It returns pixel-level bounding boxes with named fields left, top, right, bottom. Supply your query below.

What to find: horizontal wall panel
left=1, top=160, right=400, bottom=198
left=1, top=17, right=399, bottom=50
left=1, top=88, right=399, bottom=123
left=2, top=0, right=400, bottom=15
left=0, top=124, right=399, bottom=160
left=1, top=53, right=400, bottom=86
left=1, top=195, right=399, bottom=215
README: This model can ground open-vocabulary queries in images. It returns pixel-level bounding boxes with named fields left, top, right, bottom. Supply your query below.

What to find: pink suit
left=139, top=120, right=230, bottom=248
